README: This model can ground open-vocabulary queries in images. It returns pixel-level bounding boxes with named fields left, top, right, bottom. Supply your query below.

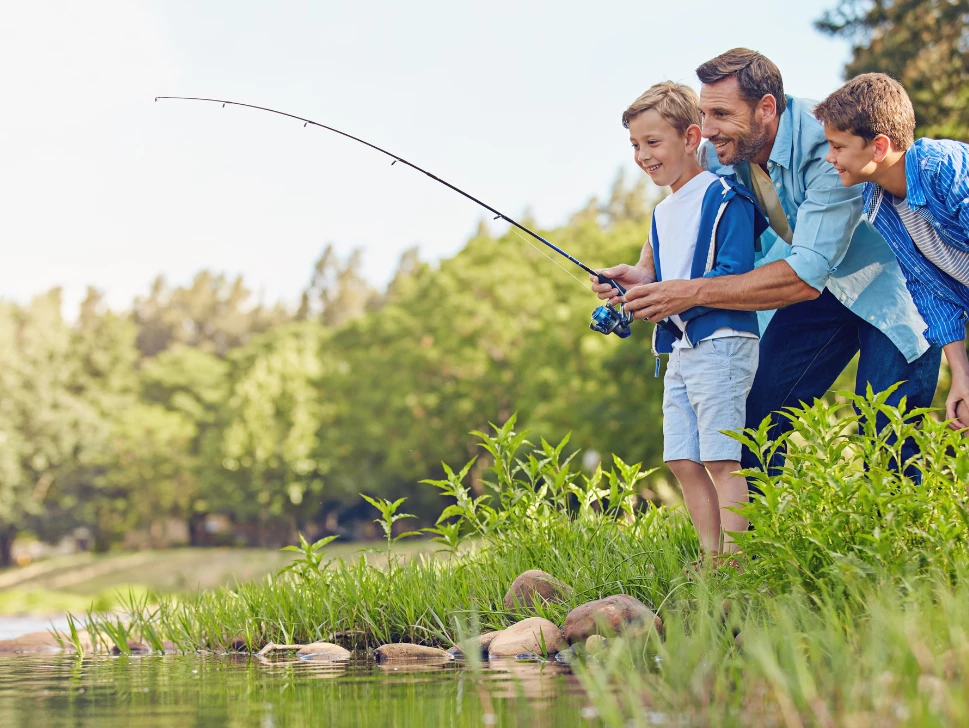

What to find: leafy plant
left=280, top=532, right=339, bottom=580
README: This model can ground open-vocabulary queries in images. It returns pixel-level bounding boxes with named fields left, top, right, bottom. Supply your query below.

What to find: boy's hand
left=590, top=264, right=653, bottom=305
left=946, top=374, right=969, bottom=431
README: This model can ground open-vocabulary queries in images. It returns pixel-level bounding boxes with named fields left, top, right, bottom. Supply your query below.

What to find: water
left=0, top=654, right=602, bottom=727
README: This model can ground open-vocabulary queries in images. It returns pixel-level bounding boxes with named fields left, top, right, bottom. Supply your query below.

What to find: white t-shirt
left=654, top=171, right=758, bottom=349
left=892, top=195, right=969, bottom=286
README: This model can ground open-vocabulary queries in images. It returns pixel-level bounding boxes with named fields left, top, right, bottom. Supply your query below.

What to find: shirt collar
left=903, top=144, right=927, bottom=206
left=767, top=97, right=794, bottom=169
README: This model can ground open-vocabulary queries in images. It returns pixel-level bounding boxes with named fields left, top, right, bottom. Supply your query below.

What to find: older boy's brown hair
left=814, top=73, right=915, bottom=149
left=622, top=81, right=700, bottom=136
left=696, top=48, right=787, bottom=114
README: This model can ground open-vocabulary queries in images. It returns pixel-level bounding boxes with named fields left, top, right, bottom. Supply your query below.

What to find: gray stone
left=503, top=570, right=573, bottom=610
left=488, top=617, right=567, bottom=658
left=563, top=594, right=663, bottom=643
left=297, top=642, right=351, bottom=659
left=373, top=643, right=453, bottom=663
left=446, top=631, right=501, bottom=658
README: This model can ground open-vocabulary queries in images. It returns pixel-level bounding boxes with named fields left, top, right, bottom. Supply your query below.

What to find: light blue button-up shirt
left=702, top=95, right=929, bottom=363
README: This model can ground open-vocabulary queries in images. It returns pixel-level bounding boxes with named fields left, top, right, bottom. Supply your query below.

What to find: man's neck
left=749, top=116, right=781, bottom=166
left=873, top=151, right=908, bottom=198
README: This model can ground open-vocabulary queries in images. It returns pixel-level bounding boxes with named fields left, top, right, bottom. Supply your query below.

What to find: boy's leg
left=741, top=290, right=861, bottom=476
left=663, top=348, right=718, bottom=554
left=704, top=460, right=746, bottom=552
left=856, top=322, right=942, bottom=478
left=667, top=460, right=720, bottom=555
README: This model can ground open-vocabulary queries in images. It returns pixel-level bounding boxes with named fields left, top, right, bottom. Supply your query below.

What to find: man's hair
left=696, top=48, right=787, bottom=115
left=814, top=73, right=915, bottom=150
left=622, top=81, right=701, bottom=136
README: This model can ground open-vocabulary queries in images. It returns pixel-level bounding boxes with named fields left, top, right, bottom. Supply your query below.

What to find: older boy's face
left=698, top=77, right=771, bottom=165
left=824, top=127, right=875, bottom=187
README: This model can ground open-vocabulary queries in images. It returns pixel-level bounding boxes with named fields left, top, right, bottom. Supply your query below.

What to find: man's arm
left=624, top=259, right=818, bottom=322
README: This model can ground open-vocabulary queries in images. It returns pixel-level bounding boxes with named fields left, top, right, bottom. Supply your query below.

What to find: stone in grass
left=446, top=631, right=502, bottom=658
left=297, top=642, right=352, bottom=660
left=488, top=617, right=567, bottom=658
left=584, top=634, right=608, bottom=654
left=373, top=643, right=453, bottom=664
left=563, top=594, right=663, bottom=644
left=503, top=570, right=573, bottom=610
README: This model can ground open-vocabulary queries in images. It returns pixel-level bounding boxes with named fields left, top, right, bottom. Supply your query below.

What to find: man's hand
left=943, top=341, right=969, bottom=432
left=623, top=279, right=700, bottom=321
left=590, top=264, right=654, bottom=305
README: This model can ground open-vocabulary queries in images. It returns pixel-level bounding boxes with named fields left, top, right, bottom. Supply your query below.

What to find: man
left=593, top=48, right=941, bottom=474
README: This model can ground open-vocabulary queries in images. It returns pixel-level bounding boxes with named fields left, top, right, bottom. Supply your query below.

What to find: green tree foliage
left=1, top=180, right=670, bottom=552
left=817, top=0, right=969, bottom=140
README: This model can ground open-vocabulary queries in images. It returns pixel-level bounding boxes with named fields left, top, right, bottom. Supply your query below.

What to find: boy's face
left=628, top=109, right=698, bottom=191
left=824, top=127, right=876, bottom=187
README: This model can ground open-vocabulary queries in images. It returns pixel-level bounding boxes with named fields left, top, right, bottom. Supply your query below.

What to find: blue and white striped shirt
left=864, top=138, right=969, bottom=346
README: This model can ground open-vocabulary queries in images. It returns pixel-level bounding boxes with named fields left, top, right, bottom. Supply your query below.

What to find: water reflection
left=0, top=653, right=598, bottom=727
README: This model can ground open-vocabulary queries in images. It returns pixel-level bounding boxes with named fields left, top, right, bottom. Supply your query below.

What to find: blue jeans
left=741, top=288, right=942, bottom=478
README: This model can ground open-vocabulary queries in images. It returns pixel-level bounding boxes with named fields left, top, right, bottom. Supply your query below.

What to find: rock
left=585, top=634, right=607, bottom=654
left=446, top=631, right=501, bottom=658
left=0, top=629, right=94, bottom=655
left=503, top=570, right=573, bottom=610
left=488, top=617, right=566, bottom=658
left=563, top=595, right=662, bottom=643
left=373, top=643, right=453, bottom=663
left=111, top=640, right=150, bottom=655
left=296, top=642, right=351, bottom=659
left=734, top=632, right=743, bottom=647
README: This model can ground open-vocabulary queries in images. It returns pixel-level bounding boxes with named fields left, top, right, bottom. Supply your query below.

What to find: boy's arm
left=679, top=198, right=757, bottom=322
left=943, top=340, right=969, bottom=429
left=940, top=152, right=969, bottom=247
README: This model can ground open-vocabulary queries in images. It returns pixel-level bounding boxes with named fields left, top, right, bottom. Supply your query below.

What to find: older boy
left=815, top=73, right=969, bottom=429
left=598, top=82, right=767, bottom=558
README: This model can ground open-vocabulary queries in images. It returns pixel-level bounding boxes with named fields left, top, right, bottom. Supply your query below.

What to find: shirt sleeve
left=896, top=257, right=968, bottom=346
left=785, top=151, right=864, bottom=291
left=940, top=153, right=969, bottom=247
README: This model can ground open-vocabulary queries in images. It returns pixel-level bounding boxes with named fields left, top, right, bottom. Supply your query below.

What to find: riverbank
left=19, top=400, right=969, bottom=724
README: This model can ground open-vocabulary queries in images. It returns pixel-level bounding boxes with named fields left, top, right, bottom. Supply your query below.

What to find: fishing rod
left=154, top=96, right=633, bottom=338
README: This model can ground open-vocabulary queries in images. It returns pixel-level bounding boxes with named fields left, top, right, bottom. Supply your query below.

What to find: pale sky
left=1, top=0, right=849, bottom=317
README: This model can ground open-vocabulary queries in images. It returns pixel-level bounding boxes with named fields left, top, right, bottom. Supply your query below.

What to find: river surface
left=0, top=652, right=605, bottom=727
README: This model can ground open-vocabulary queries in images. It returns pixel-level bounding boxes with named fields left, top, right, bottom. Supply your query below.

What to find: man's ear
left=871, top=134, right=893, bottom=163
left=756, top=94, right=778, bottom=125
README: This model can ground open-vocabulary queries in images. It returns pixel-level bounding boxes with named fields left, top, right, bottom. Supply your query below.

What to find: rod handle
left=596, top=273, right=627, bottom=297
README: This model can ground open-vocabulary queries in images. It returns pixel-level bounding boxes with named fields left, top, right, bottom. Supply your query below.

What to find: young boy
left=599, top=82, right=767, bottom=559
left=815, top=73, right=969, bottom=430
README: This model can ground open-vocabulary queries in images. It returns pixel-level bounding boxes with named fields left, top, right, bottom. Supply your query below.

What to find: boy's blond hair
left=622, top=81, right=700, bottom=136
left=814, top=73, right=915, bottom=150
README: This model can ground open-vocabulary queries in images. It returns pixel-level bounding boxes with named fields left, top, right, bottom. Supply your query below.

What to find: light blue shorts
left=662, top=336, right=759, bottom=464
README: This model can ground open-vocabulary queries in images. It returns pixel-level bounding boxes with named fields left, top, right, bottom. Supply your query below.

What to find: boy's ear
left=871, top=134, right=893, bottom=163
left=685, top=124, right=702, bottom=153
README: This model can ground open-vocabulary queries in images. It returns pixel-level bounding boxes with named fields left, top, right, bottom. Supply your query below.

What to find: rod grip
left=596, top=273, right=627, bottom=297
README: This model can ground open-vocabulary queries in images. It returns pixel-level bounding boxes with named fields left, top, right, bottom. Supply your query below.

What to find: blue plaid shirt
left=864, top=138, right=969, bottom=346
left=703, top=96, right=930, bottom=363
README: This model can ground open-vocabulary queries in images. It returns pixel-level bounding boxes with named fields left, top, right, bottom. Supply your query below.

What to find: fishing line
left=155, top=95, right=634, bottom=338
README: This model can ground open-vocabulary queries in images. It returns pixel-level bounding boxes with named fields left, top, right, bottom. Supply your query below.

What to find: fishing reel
left=589, top=275, right=633, bottom=338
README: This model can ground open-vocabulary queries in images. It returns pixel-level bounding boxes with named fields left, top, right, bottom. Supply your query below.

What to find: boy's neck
left=872, top=150, right=908, bottom=199
left=670, top=160, right=705, bottom=194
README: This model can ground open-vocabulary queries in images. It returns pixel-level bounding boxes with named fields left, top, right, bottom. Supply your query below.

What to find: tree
left=817, top=0, right=969, bottom=140
left=296, top=245, right=379, bottom=327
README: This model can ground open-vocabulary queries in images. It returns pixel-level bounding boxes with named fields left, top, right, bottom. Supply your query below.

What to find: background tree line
left=0, top=176, right=668, bottom=565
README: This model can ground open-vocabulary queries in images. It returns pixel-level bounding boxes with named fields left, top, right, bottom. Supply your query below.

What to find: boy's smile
left=823, top=127, right=876, bottom=187
left=627, top=109, right=701, bottom=193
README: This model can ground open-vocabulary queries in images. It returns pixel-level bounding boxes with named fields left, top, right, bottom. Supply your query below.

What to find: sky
left=0, top=0, right=850, bottom=317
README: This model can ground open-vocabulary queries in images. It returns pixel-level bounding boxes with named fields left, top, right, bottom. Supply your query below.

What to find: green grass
left=72, top=395, right=969, bottom=724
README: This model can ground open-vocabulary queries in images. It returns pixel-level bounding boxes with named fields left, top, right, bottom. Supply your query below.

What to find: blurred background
left=0, top=0, right=966, bottom=611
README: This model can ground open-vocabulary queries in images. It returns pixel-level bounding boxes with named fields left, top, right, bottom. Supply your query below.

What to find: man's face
left=698, top=77, right=771, bottom=165
left=824, top=127, right=876, bottom=187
